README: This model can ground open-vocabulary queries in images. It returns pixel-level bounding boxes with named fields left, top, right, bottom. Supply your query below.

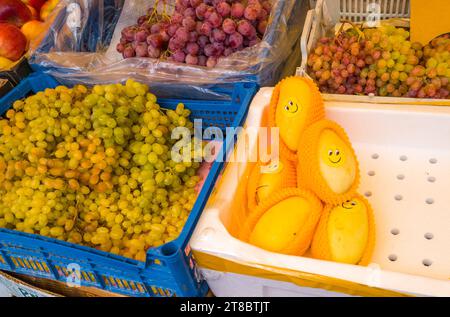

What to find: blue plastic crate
left=0, top=73, right=257, bottom=297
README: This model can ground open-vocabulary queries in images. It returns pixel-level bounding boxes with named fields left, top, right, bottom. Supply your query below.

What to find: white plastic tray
left=190, top=87, right=450, bottom=297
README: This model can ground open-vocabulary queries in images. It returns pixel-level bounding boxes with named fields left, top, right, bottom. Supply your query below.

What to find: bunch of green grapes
left=0, top=79, right=203, bottom=262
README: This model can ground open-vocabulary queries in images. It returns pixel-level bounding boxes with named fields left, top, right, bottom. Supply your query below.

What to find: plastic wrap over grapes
left=116, top=0, right=272, bottom=67
left=0, top=80, right=205, bottom=262
left=307, top=25, right=449, bottom=99
left=29, top=0, right=305, bottom=98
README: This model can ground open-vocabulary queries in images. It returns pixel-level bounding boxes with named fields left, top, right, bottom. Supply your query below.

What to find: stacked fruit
left=0, top=0, right=58, bottom=70
left=117, top=0, right=272, bottom=67
left=307, top=24, right=450, bottom=99
left=0, top=80, right=202, bottom=261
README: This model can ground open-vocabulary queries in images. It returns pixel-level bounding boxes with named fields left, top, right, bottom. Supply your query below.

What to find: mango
left=327, top=198, right=369, bottom=264
left=249, top=197, right=311, bottom=253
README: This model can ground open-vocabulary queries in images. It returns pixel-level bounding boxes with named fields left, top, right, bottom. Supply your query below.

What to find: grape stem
left=337, top=19, right=365, bottom=42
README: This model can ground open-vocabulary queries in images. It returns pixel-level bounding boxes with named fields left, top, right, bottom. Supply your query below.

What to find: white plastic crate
left=190, top=87, right=450, bottom=297
left=296, top=0, right=450, bottom=105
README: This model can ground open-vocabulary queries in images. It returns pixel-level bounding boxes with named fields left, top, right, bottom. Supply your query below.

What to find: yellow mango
left=249, top=197, right=311, bottom=253
left=327, top=198, right=369, bottom=264
left=274, top=77, right=325, bottom=152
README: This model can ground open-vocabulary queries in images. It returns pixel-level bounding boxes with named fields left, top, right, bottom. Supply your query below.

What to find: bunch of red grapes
left=307, top=25, right=450, bottom=99
left=117, top=0, right=272, bottom=67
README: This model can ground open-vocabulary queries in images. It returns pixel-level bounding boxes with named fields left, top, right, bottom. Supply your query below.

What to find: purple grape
left=131, top=41, right=138, bottom=49
left=231, top=3, right=245, bottom=18
left=188, top=31, right=199, bottom=42
left=216, top=2, right=231, bottom=17
left=121, top=26, right=136, bottom=41
left=148, top=46, right=161, bottom=58
left=204, top=43, right=216, bottom=57
left=135, top=42, right=148, bottom=57
left=198, top=55, right=207, bottom=66
left=223, top=47, right=233, bottom=57
left=169, top=37, right=184, bottom=51
left=135, top=29, right=149, bottom=42
left=186, top=42, right=200, bottom=55
left=222, top=18, right=236, bottom=34
left=211, top=28, right=226, bottom=42
left=228, top=32, right=243, bottom=49
left=196, top=3, right=209, bottom=19
left=185, top=7, right=196, bottom=18
left=120, top=37, right=128, bottom=45
left=212, top=42, right=224, bottom=56
left=168, top=24, right=180, bottom=37
left=261, top=1, right=272, bottom=13
left=190, top=0, right=202, bottom=7
left=159, top=30, right=170, bottom=42
left=244, top=4, right=261, bottom=21
left=257, top=20, right=268, bottom=35
left=150, top=23, right=161, bottom=34
left=182, top=17, right=197, bottom=31
left=172, top=13, right=184, bottom=24
left=208, top=11, right=222, bottom=28
left=116, top=43, right=125, bottom=53
left=198, top=35, right=209, bottom=48
left=199, top=22, right=212, bottom=36
left=175, top=27, right=190, bottom=43
left=185, top=54, right=199, bottom=65
left=137, top=15, right=147, bottom=25
left=248, top=37, right=261, bottom=47
left=123, top=46, right=136, bottom=58
left=147, top=34, right=164, bottom=49
left=237, top=20, right=256, bottom=38
left=258, top=8, right=269, bottom=20
left=180, top=0, right=190, bottom=6
left=206, top=56, right=217, bottom=68
left=172, top=50, right=186, bottom=63
left=204, top=7, right=215, bottom=20
left=175, top=1, right=187, bottom=12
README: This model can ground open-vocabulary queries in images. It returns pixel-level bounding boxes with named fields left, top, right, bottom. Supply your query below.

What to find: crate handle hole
left=422, top=259, right=433, bottom=267
left=399, top=155, right=408, bottom=161
left=371, top=153, right=379, bottom=159
left=397, top=174, right=405, bottom=180
left=429, top=158, right=437, bottom=164
left=368, top=170, right=376, bottom=176
left=394, top=195, right=403, bottom=201
left=364, top=191, right=372, bottom=197
left=424, top=233, right=434, bottom=240
left=388, top=254, right=397, bottom=262
left=161, top=243, right=178, bottom=257
left=390, top=228, right=400, bottom=235
left=425, top=198, right=434, bottom=205
left=427, top=176, right=436, bottom=183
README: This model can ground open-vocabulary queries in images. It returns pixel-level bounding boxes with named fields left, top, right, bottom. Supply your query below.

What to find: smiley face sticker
left=318, top=129, right=356, bottom=194
left=283, top=98, right=300, bottom=116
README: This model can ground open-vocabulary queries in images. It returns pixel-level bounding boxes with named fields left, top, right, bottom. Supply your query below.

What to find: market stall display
left=0, top=73, right=258, bottom=297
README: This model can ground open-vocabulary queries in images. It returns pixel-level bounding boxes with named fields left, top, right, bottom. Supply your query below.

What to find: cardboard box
left=0, top=57, right=32, bottom=86
left=0, top=271, right=124, bottom=297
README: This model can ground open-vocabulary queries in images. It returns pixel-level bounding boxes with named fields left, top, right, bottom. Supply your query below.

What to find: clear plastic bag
left=30, top=0, right=307, bottom=99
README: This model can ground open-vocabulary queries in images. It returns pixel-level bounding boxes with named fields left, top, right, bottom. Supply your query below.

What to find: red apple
left=0, top=0, right=32, bottom=27
left=22, top=0, right=46, bottom=11
left=0, top=23, right=27, bottom=61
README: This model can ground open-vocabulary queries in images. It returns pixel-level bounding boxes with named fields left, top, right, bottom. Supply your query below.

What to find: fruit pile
left=307, top=24, right=450, bottom=99
left=0, top=0, right=58, bottom=70
left=0, top=80, right=202, bottom=262
left=117, top=0, right=272, bottom=67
